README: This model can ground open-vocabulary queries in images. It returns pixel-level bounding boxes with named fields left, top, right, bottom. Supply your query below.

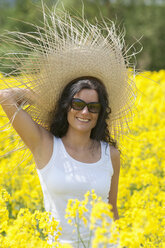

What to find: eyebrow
left=73, top=98, right=100, bottom=104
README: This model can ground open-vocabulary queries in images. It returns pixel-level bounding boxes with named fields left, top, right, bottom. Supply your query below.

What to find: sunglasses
left=71, top=98, right=101, bottom=113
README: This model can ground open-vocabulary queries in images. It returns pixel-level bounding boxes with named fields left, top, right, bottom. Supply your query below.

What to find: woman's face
left=67, top=89, right=99, bottom=135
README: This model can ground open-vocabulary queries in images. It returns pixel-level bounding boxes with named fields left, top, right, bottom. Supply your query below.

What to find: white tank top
left=36, top=136, right=114, bottom=246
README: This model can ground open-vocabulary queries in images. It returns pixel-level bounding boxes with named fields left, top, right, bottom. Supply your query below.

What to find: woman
left=0, top=6, right=136, bottom=247
left=0, top=76, right=120, bottom=245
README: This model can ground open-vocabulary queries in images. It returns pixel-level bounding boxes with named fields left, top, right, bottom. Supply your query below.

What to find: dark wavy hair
left=50, top=76, right=118, bottom=148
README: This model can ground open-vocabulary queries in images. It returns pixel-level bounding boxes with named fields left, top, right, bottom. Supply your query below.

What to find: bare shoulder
left=109, top=145, right=120, bottom=172
left=110, top=145, right=120, bottom=159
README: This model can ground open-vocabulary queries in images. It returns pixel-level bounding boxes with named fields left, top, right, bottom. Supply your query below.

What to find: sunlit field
left=0, top=70, right=164, bottom=247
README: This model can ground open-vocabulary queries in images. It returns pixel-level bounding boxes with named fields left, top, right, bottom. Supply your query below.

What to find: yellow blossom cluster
left=117, top=70, right=165, bottom=247
left=0, top=70, right=165, bottom=247
left=65, top=190, right=117, bottom=248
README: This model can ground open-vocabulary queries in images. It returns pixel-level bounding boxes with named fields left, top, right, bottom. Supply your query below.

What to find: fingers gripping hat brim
left=0, top=6, right=136, bottom=146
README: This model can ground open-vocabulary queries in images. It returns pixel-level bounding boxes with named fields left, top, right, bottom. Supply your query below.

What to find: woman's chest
left=43, top=159, right=112, bottom=200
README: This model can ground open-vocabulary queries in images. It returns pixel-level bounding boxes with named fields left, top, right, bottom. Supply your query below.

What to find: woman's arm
left=108, top=146, right=120, bottom=220
left=0, top=88, right=49, bottom=155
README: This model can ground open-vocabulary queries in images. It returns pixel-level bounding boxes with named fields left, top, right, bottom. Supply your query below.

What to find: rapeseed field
left=0, top=70, right=164, bottom=247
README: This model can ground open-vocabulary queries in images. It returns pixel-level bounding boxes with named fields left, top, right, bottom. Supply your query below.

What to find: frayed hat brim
left=0, top=5, right=137, bottom=145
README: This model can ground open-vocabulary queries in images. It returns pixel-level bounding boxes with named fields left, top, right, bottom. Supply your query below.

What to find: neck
left=62, top=128, right=92, bottom=151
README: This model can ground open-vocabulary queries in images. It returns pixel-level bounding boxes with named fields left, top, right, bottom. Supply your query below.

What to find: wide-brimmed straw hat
left=0, top=6, right=136, bottom=154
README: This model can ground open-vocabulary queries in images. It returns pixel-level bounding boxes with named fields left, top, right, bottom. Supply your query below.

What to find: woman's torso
left=36, top=135, right=114, bottom=244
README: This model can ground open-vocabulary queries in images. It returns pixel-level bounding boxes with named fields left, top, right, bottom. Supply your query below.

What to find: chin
left=76, top=125, right=96, bottom=134
left=76, top=127, right=92, bottom=133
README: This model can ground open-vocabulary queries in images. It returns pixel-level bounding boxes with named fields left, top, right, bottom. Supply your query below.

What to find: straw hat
left=0, top=6, right=136, bottom=152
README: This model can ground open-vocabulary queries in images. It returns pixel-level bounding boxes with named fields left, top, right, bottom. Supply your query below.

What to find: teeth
left=77, top=117, right=89, bottom=122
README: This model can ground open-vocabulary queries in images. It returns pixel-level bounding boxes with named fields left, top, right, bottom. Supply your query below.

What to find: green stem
left=87, top=230, right=93, bottom=248
left=75, top=213, right=87, bottom=248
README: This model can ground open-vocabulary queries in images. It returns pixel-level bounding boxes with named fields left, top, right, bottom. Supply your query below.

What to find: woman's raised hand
left=0, top=88, right=38, bottom=107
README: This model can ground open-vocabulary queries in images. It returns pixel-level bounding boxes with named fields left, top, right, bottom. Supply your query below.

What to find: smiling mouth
left=76, top=117, right=90, bottom=123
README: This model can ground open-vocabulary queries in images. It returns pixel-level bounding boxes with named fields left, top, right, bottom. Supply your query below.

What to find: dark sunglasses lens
left=71, top=99, right=85, bottom=110
left=88, top=103, right=101, bottom=113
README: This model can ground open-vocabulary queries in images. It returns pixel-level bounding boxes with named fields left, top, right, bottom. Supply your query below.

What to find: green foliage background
left=0, top=0, right=164, bottom=72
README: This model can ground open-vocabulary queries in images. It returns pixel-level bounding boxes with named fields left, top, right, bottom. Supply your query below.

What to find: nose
left=81, top=106, right=89, bottom=114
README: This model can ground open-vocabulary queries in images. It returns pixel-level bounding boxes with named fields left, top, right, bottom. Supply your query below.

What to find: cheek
left=67, top=109, right=76, bottom=123
left=67, top=111, right=72, bottom=124
left=92, top=114, right=99, bottom=126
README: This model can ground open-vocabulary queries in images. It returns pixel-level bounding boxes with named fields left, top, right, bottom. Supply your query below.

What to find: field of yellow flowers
left=0, top=70, right=165, bottom=248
